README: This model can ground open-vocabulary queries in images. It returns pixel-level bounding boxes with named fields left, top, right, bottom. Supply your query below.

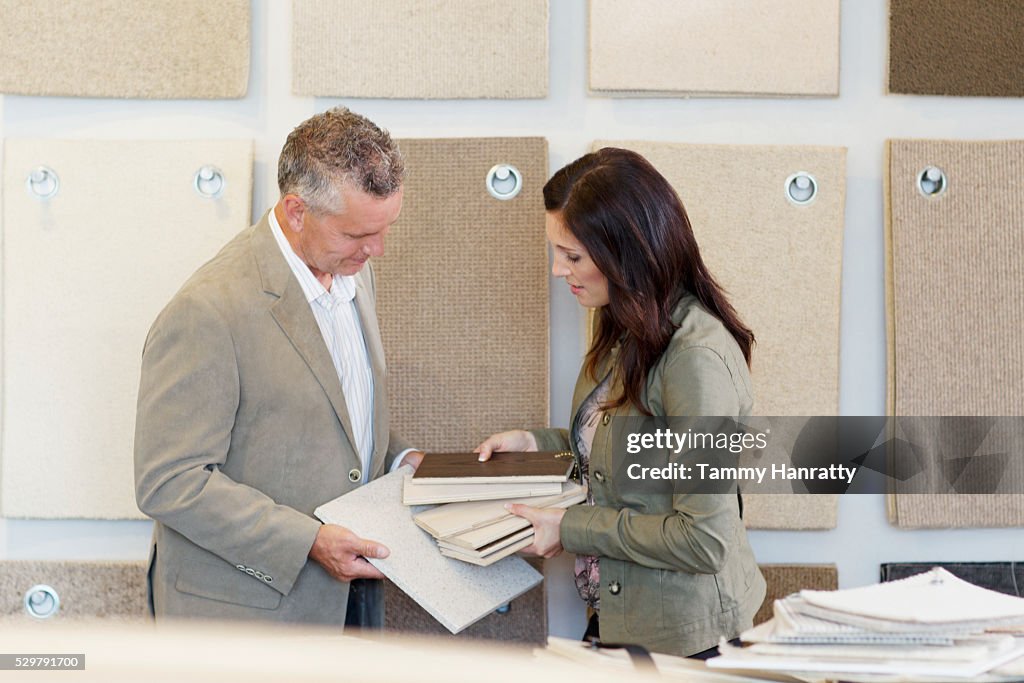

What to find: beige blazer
left=134, top=213, right=410, bottom=624
left=533, top=293, right=766, bottom=656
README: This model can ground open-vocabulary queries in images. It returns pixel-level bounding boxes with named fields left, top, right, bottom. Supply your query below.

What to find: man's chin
left=339, top=260, right=369, bottom=276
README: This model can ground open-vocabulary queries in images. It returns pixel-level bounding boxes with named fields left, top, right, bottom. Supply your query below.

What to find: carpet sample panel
left=889, top=0, right=1024, bottom=97
left=383, top=558, right=547, bottom=644
left=595, top=141, right=845, bottom=529
left=0, top=1, right=249, bottom=98
left=754, top=564, right=838, bottom=625
left=588, top=0, right=840, bottom=97
left=0, top=561, right=148, bottom=621
left=880, top=562, right=1024, bottom=597
left=375, top=138, right=548, bottom=451
left=293, top=0, right=548, bottom=98
left=885, top=139, right=1024, bottom=528
left=2, top=139, right=253, bottom=519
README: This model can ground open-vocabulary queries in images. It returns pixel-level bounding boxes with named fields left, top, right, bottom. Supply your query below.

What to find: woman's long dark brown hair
left=543, top=148, right=754, bottom=414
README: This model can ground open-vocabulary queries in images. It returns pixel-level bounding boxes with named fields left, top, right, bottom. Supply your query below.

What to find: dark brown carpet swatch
left=889, top=0, right=1024, bottom=97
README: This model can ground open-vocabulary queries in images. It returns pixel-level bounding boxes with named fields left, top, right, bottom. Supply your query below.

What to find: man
left=134, top=107, right=422, bottom=625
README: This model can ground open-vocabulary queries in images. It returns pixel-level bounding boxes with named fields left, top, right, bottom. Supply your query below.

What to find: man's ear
left=280, top=194, right=306, bottom=233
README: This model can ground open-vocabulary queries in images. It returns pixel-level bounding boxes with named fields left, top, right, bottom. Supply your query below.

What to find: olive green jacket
left=533, top=293, right=766, bottom=656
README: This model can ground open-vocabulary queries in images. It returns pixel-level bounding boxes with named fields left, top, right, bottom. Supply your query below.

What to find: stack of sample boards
left=407, top=452, right=586, bottom=566
left=709, top=568, right=1024, bottom=678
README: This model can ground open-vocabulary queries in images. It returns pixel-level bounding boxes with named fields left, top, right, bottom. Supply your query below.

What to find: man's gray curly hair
left=277, top=107, right=405, bottom=215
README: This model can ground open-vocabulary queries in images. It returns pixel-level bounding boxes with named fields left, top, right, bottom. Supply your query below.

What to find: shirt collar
left=268, top=208, right=356, bottom=305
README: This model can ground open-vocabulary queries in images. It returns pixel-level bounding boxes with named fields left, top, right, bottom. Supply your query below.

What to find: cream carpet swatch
left=589, top=0, right=840, bottom=97
left=754, top=564, right=838, bottom=625
left=0, top=560, right=148, bottom=621
left=375, top=138, right=548, bottom=451
left=293, top=1, right=548, bottom=98
left=886, top=139, right=1024, bottom=528
left=2, top=139, right=253, bottom=519
left=596, top=141, right=846, bottom=529
left=0, top=1, right=249, bottom=98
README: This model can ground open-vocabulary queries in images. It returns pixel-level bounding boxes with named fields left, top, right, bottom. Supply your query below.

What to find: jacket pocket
left=660, top=569, right=724, bottom=632
left=623, top=562, right=664, bottom=634
left=174, top=558, right=282, bottom=611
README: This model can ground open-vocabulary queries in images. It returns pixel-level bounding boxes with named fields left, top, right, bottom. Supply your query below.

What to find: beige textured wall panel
left=886, top=139, right=1024, bottom=528
left=293, top=1, right=548, bottom=98
left=754, top=563, right=838, bottom=625
left=0, top=1, right=249, bottom=98
left=0, top=561, right=147, bottom=621
left=741, top=493, right=837, bottom=531
left=376, top=138, right=548, bottom=451
left=2, top=139, right=253, bottom=519
left=589, top=0, right=840, bottom=96
left=596, top=141, right=845, bottom=530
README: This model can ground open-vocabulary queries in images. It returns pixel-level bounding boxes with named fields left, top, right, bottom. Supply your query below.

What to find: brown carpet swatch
left=293, top=1, right=548, bottom=98
left=594, top=141, right=845, bottom=530
left=0, top=1, right=249, bottom=98
left=375, top=138, right=549, bottom=452
left=2, top=139, right=253, bottom=519
left=885, top=139, right=1024, bottom=528
left=0, top=561, right=148, bottom=621
left=589, top=0, right=840, bottom=97
left=889, top=0, right=1024, bottom=97
left=754, top=564, right=838, bottom=625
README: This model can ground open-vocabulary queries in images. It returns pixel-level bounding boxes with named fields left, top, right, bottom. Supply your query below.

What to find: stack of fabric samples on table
left=708, top=567, right=1024, bottom=679
left=405, top=451, right=585, bottom=566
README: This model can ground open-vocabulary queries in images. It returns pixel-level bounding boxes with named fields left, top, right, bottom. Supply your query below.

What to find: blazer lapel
left=354, top=271, right=389, bottom=476
left=253, top=214, right=358, bottom=456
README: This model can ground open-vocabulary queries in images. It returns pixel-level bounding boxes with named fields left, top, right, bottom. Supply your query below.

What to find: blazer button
left=601, top=413, right=611, bottom=426
left=594, top=470, right=605, bottom=483
left=348, top=468, right=361, bottom=483
left=608, top=581, right=621, bottom=595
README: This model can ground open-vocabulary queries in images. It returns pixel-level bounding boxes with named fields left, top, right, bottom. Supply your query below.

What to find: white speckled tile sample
left=315, top=467, right=542, bottom=633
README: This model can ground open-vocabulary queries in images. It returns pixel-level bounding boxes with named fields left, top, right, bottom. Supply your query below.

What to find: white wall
left=1, top=0, right=1022, bottom=639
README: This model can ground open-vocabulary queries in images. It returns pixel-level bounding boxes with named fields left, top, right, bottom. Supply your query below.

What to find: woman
left=476, top=148, right=766, bottom=658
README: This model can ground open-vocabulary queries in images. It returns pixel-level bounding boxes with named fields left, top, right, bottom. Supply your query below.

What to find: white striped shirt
left=269, top=209, right=375, bottom=481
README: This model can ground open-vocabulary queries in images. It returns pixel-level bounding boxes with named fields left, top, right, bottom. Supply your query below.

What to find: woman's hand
left=506, top=504, right=565, bottom=559
left=474, top=430, right=538, bottom=462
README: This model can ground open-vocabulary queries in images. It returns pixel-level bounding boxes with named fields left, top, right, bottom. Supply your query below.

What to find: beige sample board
left=0, top=1, right=249, bottom=98
left=0, top=560, right=147, bottom=621
left=375, top=138, right=548, bottom=451
left=293, top=0, right=548, bottom=98
left=2, top=139, right=253, bottom=519
left=886, top=139, right=1024, bottom=528
left=314, top=467, right=543, bottom=634
left=588, top=0, right=840, bottom=97
left=596, top=141, right=846, bottom=529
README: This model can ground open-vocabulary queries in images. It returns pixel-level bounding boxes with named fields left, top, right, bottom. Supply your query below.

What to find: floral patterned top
left=571, top=373, right=611, bottom=610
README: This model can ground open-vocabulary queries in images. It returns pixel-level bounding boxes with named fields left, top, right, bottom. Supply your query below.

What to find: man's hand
left=308, top=524, right=388, bottom=582
left=474, top=430, right=538, bottom=462
left=506, top=504, right=565, bottom=559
